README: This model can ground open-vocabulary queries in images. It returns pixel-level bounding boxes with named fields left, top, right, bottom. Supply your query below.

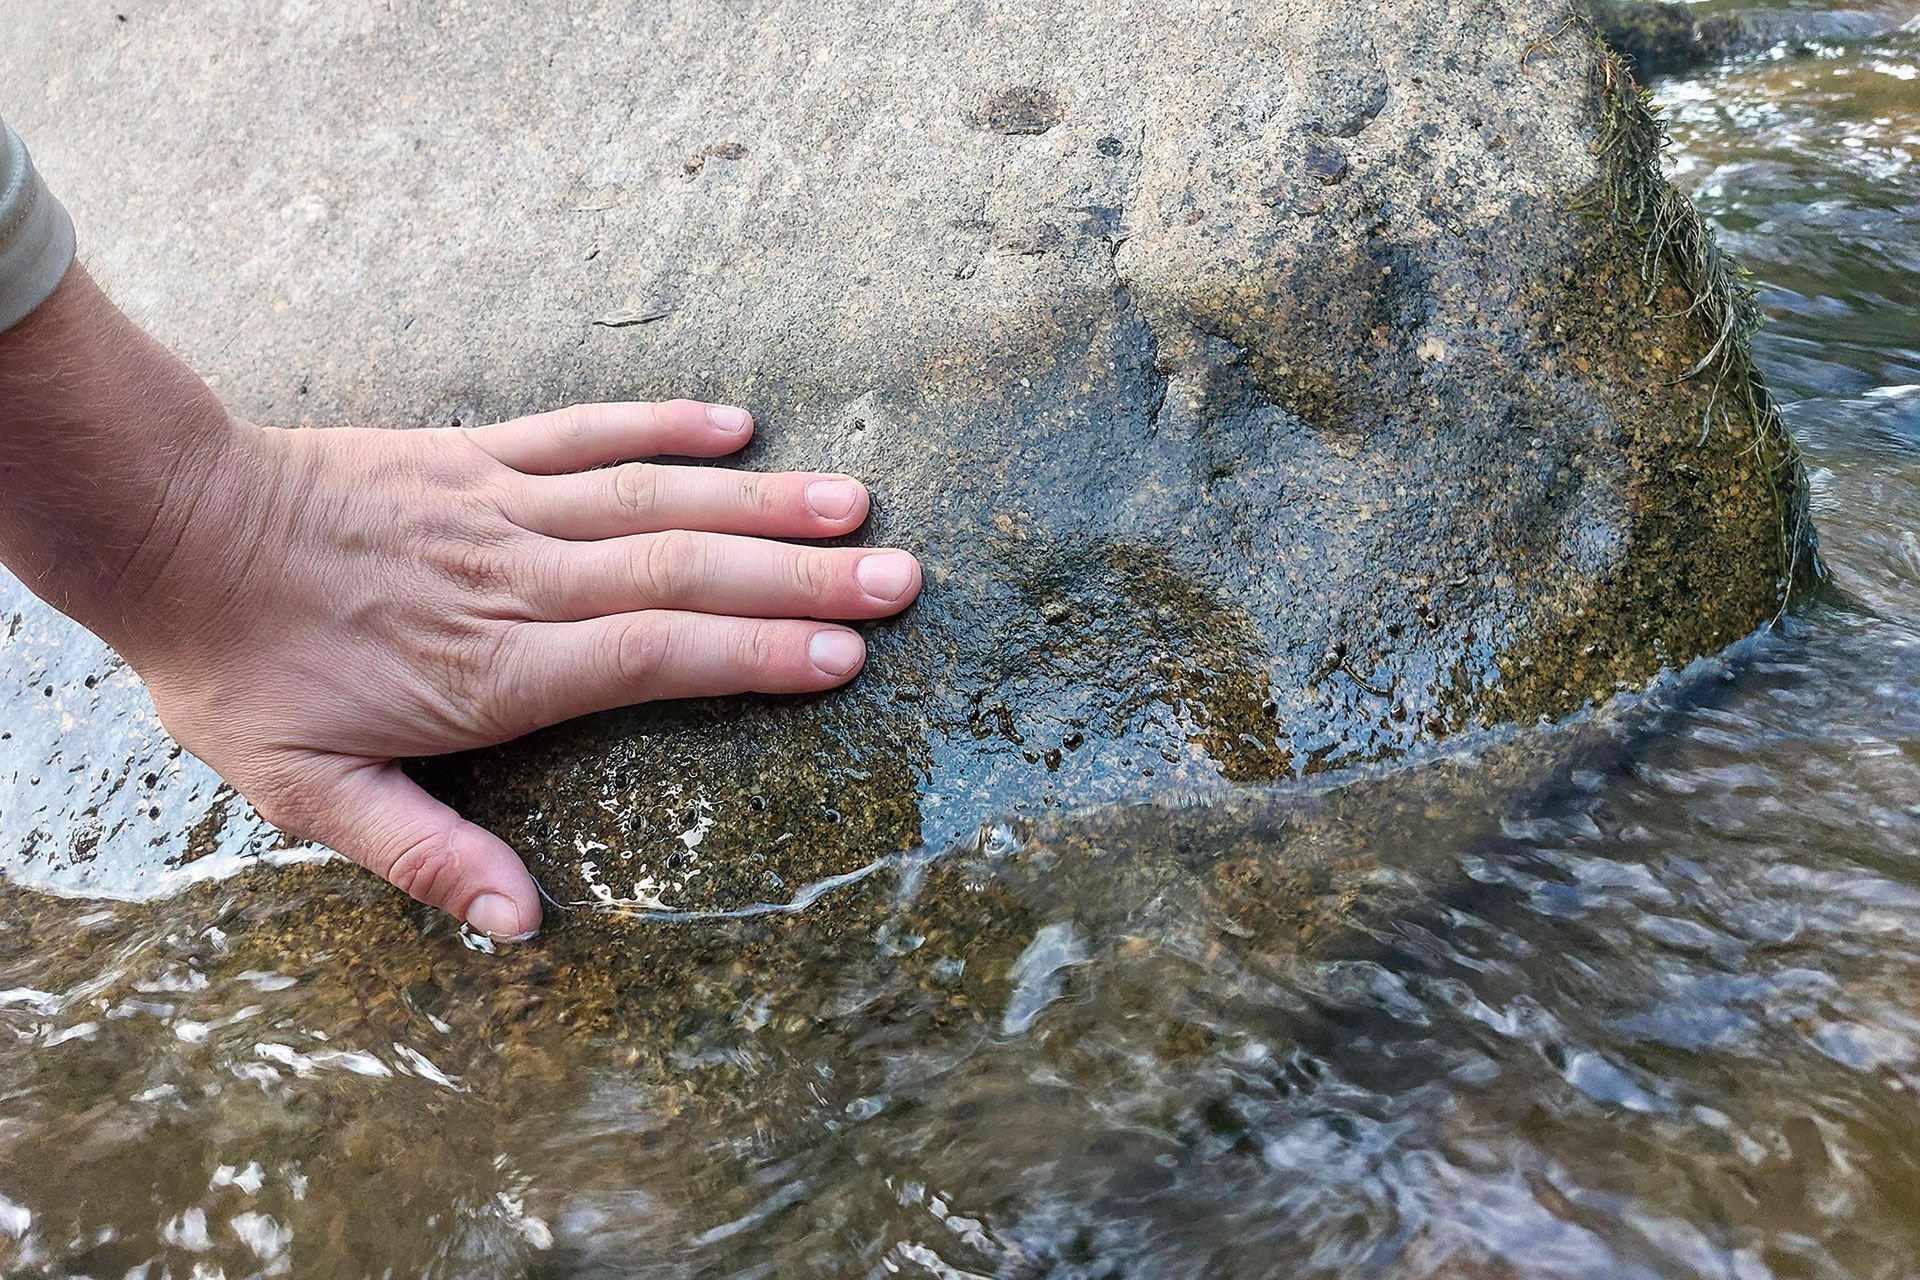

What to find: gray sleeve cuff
left=0, top=118, right=77, bottom=333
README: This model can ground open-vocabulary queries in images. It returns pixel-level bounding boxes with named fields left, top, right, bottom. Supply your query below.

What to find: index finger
left=466, top=399, right=754, bottom=474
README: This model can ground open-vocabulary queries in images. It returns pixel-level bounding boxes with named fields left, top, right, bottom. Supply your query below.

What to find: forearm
left=0, top=262, right=244, bottom=650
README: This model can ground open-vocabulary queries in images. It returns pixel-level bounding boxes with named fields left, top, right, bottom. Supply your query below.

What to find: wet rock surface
left=1, top=2, right=1811, bottom=913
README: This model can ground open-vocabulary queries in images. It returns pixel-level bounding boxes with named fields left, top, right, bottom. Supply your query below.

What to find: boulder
left=0, top=2, right=1813, bottom=911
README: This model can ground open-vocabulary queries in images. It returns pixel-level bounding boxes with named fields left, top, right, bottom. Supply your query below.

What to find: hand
left=0, top=269, right=907, bottom=939
left=113, top=400, right=921, bottom=939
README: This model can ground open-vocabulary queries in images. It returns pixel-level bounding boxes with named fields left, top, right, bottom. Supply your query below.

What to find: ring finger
left=523, top=531, right=923, bottom=623
left=507, top=462, right=871, bottom=541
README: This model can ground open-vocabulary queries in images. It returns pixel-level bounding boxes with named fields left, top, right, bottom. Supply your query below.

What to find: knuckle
left=431, top=538, right=517, bottom=594
left=740, top=475, right=782, bottom=521
left=436, top=425, right=511, bottom=479
left=633, top=530, right=701, bottom=603
left=792, top=548, right=839, bottom=600
left=439, top=619, right=500, bottom=680
left=383, top=827, right=460, bottom=903
left=630, top=401, right=666, bottom=436
left=551, top=402, right=599, bottom=443
left=431, top=621, right=515, bottom=720
left=613, top=615, right=673, bottom=689
left=612, top=463, right=662, bottom=516
left=739, top=619, right=788, bottom=673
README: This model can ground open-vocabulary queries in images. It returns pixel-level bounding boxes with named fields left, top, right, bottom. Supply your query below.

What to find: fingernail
left=808, top=629, right=865, bottom=676
left=805, top=478, right=863, bottom=521
left=467, top=893, right=535, bottom=941
left=855, top=551, right=918, bottom=603
left=707, top=405, right=752, bottom=434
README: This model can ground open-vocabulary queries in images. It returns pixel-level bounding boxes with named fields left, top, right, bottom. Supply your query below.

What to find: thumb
left=271, top=757, right=543, bottom=940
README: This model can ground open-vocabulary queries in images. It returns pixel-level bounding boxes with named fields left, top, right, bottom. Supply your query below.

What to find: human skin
left=0, top=265, right=922, bottom=939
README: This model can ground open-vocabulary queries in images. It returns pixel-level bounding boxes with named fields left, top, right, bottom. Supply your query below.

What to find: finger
left=497, top=611, right=870, bottom=729
left=507, top=463, right=870, bottom=541
left=276, top=757, right=542, bottom=940
left=466, top=400, right=752, bottom=474
left=526, top=532, right=922, bottom=623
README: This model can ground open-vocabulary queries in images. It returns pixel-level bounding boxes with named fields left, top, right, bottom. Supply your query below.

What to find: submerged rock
left=0, top=3, right=1813, bottom=910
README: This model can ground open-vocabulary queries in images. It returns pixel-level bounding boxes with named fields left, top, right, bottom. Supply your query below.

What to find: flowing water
left=4, top=11, right=1920, bottom=1278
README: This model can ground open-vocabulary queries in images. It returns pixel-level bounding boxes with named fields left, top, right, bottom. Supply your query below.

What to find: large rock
left=0, top=2, right=1812, bottom=911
